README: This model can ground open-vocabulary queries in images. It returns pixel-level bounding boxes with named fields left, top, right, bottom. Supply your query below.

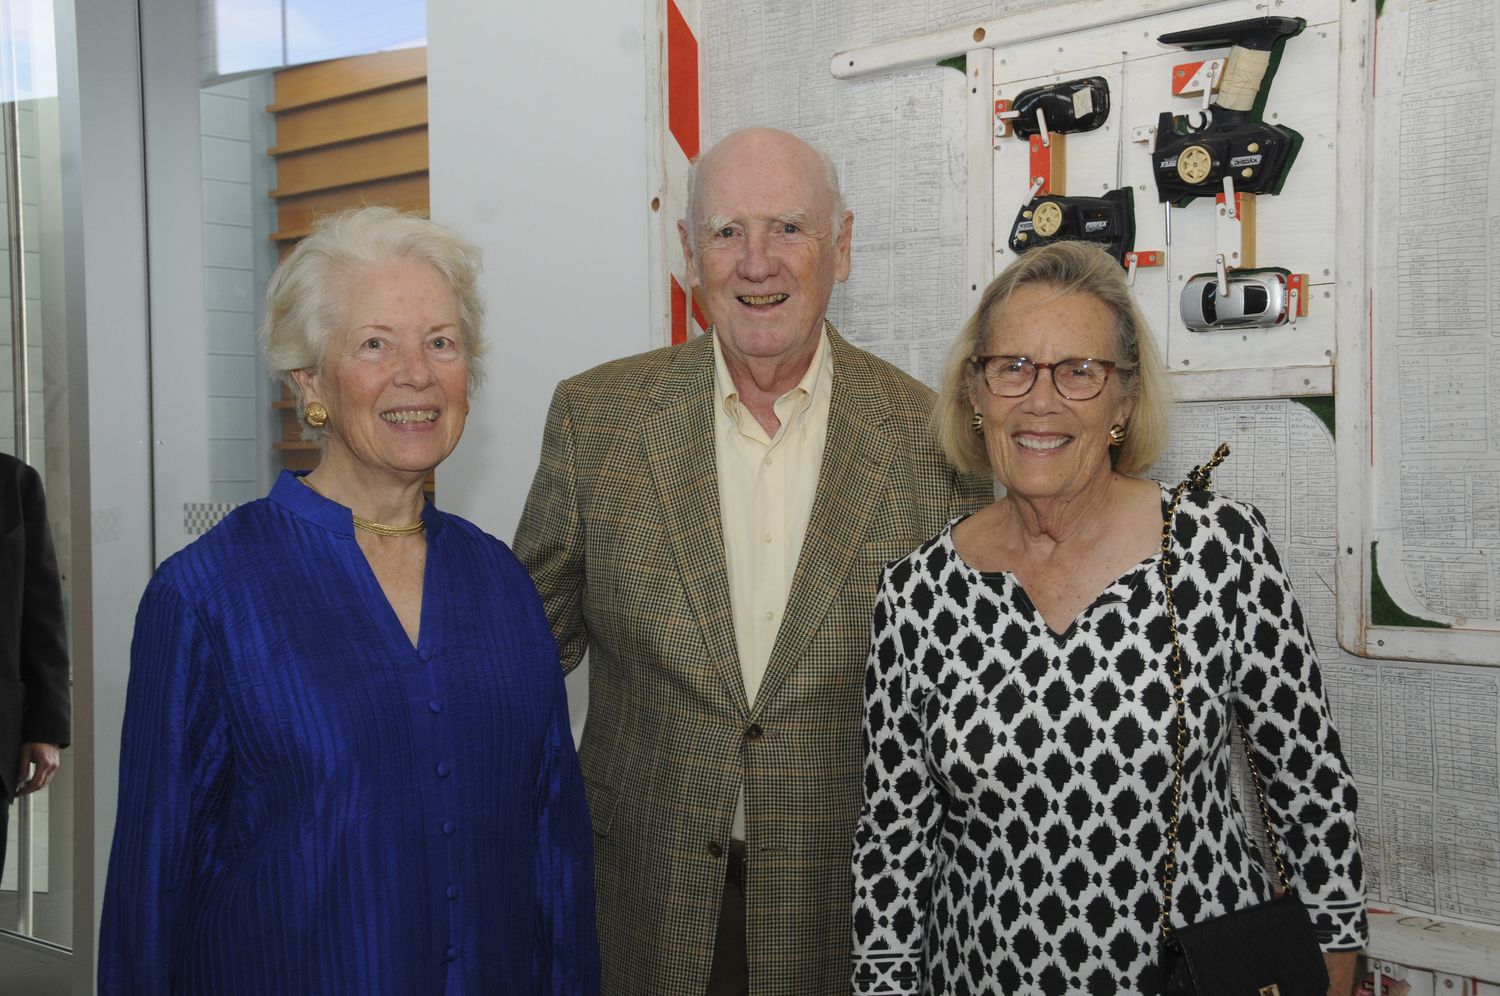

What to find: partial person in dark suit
left=0, top=451, right=71, bottom=878
left=515, top=127, right=993, bottom=996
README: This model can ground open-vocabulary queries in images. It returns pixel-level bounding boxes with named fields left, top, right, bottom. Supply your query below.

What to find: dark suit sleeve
left=18, top=463, right=70, bottom=747
left=514, top=382, right=590, bottom=674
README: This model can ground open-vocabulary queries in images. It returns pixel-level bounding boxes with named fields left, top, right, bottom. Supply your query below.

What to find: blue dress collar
left=268, top=469, right=445, bottom=540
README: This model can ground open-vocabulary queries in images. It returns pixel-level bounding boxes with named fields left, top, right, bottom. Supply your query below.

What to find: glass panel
left=284, top=0, right=424, bottom=66
left=0, top=0, right=72, bottom=950
left=0, top=786, right=47, bottom=892
left=213, top=0, right=283, bottom=76
left=211, top=0, right=424, bottom=77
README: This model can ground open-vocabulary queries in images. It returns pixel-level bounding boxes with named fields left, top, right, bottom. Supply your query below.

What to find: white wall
left=427, top=0, right=653, bottom=541
left=56, top=0, right=158, bottom=986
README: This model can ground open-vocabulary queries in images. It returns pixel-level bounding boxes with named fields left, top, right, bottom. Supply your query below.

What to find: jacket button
left=707, top=840, right=724, bottom=859
left=745, top=724, right=763, bottom=741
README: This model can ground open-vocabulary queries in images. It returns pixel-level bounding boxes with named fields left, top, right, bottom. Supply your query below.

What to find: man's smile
left=736, top=293, right=789, bottom=308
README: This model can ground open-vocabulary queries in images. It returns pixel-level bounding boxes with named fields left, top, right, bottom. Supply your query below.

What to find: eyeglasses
left=970, top=355, right=1129, bottom=400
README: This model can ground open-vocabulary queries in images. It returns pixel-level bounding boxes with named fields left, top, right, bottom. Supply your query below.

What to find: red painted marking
left=994, top=97, right=1012, bottom=138
left=670, top=275, right=687, bottom=345
left=667, top=0, right=700, bottom=161
left=1171, top=60, right=1205, bottom=95
left=1028, top=135, right=1056, bottom=194
left=1287, top=273, right=1309, bottom=316
left=692, top=293, right=709, bottom=331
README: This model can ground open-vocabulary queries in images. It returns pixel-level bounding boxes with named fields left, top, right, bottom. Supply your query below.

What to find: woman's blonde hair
left=259, top=206, right=487, bottom=444
left=934, top=240, right=1172, bottom=477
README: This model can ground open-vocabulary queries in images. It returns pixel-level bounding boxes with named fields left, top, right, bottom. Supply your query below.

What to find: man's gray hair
left=684, top=138, right=848, bottom=249
left=259, top=206, right=487, bottom=445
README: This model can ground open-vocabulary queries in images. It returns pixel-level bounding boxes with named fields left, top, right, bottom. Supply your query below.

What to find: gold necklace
left=299, top=476, right=426, bottom=537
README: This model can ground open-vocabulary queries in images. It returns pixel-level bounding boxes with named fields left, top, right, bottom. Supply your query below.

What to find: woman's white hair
left=260, top=206, right=486, bottom=444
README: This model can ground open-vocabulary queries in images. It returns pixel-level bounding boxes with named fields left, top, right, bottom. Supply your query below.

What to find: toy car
left=1180, top=269, right=1292, bottom=330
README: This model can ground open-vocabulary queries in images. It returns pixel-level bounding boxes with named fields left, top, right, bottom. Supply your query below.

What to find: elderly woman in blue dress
left=100, top=207, right=598, bottom=995
left=850, top=242, right=1364, bottom=996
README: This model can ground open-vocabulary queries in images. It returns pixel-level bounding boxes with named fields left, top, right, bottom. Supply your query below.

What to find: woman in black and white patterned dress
left=849, top=242, right=1365, bottom=996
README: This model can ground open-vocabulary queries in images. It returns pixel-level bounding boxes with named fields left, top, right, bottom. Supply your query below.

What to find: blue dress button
left=429, top=699, right=442, bottom=713
left=445, top=946, right=459, bottom=962
left=436, top=762, right=451, bottom=777
left=420, top=649, right=432, bottom=662
left=447, top=884, right=460, bottom=900
left=442, top=820, right=456, bottom=836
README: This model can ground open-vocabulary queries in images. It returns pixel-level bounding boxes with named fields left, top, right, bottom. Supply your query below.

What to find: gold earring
left=1108, top=423, right=1126, bottom=446
left=303, top=402, right=328, bottom=427
left=971, top=411, right=984, bottom=432
left=466, top=400, right=471, bottom=414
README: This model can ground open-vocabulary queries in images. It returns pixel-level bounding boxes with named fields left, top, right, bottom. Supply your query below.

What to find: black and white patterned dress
left=850, top=486, right=1366, bottom=996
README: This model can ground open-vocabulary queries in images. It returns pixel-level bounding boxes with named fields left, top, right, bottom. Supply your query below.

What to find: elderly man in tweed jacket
left=515, top=128, right=990, bottom=996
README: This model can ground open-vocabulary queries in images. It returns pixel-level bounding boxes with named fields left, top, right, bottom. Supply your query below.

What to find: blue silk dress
left=99, top=471, right=599, bottom=995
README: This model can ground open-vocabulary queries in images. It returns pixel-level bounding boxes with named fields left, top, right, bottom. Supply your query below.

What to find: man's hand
left=16, top=742, right=60, bottom=796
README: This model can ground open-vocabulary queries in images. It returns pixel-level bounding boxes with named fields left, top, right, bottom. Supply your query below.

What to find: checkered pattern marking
left=184, top=502, right=239, bottom=536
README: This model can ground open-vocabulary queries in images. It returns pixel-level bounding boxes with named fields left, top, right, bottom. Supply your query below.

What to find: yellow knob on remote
left=1176, top=145, right=1214, bottom=185
left=1032, top=201, right=1064, bottom=237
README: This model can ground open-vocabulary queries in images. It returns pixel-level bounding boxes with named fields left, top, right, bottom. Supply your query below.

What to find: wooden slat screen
left=271, top=129, right=428, bottom=200
left=268, top=47, right=426, bottom=111
left=272, top=174, right=431, bottom=243
left=270, top=81, right=427, bottom=155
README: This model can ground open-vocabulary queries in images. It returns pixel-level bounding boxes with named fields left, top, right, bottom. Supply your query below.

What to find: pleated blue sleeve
left=534, top=666, right=600, bottom=995
left=99, top=577, right=232, bottom=996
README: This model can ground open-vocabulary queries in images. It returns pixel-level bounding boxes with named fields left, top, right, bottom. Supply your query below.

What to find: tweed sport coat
left=514, top=327, right=992, bottom=996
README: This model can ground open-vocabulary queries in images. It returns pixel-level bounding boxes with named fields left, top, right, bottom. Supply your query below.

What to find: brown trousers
left=705, top=840, right=748, bottom=996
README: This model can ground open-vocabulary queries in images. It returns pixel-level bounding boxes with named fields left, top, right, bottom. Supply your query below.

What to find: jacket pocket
left=583, top=777, right=620, bottom=838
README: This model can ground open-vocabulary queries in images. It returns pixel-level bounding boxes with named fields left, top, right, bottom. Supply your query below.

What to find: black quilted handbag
left=1156, top=445, right=1330, bottom=996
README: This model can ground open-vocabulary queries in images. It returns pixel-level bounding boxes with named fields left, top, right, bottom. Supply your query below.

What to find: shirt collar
left=269, top=468, right=445, bottom=540
left=711, top=320, right=832, bottom=442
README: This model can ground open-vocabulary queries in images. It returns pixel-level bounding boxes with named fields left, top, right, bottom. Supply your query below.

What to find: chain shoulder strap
left=1157, top=443, right=1291, bottom=947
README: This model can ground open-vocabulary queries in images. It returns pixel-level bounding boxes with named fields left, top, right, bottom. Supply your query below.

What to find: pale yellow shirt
left=713, top=323, right=834, bottom=840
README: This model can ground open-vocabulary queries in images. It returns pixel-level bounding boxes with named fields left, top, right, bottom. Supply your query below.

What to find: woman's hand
left=1325, top=951, right=1357, bottom=996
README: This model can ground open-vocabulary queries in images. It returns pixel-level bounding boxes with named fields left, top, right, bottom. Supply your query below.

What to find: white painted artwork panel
left=991, top=0, right=1340, bottom=382
left=1363, top=0, right=1500, bottom=650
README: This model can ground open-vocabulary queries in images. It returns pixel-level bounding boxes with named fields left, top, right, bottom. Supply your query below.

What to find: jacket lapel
left=752, top=330, right=897, bottom=716
left=639, top=333, right=750, bottom=717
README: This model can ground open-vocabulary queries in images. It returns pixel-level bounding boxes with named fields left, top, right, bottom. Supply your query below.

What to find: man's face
left=681, top=132, right=852, bottom=368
